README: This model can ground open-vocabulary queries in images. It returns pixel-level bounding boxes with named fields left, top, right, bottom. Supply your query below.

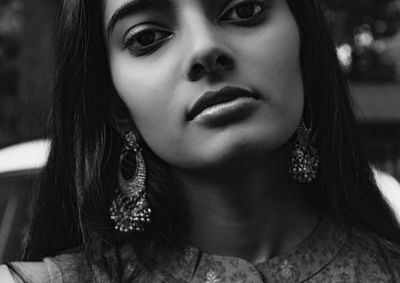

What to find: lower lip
left=192, top=97, right=259, bottom=125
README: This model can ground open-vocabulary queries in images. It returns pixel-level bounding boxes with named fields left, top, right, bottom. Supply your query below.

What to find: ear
left=113, top=116, right=142, bottom=142
left=110, top=92, right=142, bottom=141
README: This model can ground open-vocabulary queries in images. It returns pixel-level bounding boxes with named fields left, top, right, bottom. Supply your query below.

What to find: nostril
left=216, top=55, right=234, bottom=69
left=189, top=63, right=206, bottom=80
left=186, top=52, right=235, bottom=81
left=192, top=63, right=204, bottom=74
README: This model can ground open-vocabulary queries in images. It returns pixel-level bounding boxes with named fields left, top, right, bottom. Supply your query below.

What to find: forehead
left=103, top=0, right=291, bottom=39
left=103, top=0, right=228, bottom=38
left=105, top=0, right=169, bottom=12
left=104, top=0, right=185, bottom=17
left=104, top=0, right=224, bottom=20
left=103, top=0, right=170, bottom=36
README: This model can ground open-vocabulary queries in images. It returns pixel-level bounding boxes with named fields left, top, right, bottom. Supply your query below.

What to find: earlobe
left=110, top=88, right=140, bottom=136
left=114, top=117, right=142, bottom=142
left=110, top=95, right=141, bottom=140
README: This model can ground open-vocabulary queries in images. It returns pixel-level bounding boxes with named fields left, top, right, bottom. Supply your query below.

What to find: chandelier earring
left=289, top=106, right=320, bottom=183
left=110, top=131, right=151, bottom=232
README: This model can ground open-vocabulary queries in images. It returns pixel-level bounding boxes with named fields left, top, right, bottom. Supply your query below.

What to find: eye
left=122, top=25, right=173, bottom=56
left=221, top=0, right=269, bottom=24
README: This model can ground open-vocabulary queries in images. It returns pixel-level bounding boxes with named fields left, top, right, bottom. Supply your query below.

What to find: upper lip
left=187, top=86, right=259, bottom=120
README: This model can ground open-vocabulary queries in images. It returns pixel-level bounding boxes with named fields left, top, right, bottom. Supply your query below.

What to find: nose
left=183, top=19, right=236, bottom=81
left=186, top=47, right=236, bottom=81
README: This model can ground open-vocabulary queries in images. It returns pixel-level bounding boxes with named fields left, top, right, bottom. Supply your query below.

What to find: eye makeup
left=122, top=23, right=174, bottom=56
left=118, top=0, right=273, bottom=57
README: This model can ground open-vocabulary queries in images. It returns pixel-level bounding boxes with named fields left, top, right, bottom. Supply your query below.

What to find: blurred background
left=0, top=0, right=399, bottom=262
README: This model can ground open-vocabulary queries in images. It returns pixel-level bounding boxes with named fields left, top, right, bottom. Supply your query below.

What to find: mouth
left=186, top=86, right=260, bottom=122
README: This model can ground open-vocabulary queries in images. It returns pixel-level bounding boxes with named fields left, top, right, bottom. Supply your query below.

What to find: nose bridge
left=181, top=4, right=219, bottom=53
left=180, top=3, right=235, bottom=81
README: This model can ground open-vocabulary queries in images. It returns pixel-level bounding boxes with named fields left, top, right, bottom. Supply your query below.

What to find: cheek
left=240, top=10, right=303, bottom=138
left=110, top=54, right=173, bottom=118
left=109, top=53, right=184, bottom=155
left=106, top=2, right=304, bottom=169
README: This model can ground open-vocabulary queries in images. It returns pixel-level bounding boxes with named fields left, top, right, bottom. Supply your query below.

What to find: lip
left=187, top=86, right=260, bottom=122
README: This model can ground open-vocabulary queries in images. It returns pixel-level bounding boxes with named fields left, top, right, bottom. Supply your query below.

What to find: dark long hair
left=23, top=0, right=400, bottom=278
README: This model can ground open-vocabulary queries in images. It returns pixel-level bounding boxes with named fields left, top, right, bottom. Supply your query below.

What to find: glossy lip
left=186, top=86, right=260, bottom=122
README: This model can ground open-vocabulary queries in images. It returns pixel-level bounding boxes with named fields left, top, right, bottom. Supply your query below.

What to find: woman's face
left=104, top=0, right=303, bottom=169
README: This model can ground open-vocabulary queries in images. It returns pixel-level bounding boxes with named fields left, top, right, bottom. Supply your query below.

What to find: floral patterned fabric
left=140, top=218, right=400, bottom=283
left=9, top=218, right=400, bottom=282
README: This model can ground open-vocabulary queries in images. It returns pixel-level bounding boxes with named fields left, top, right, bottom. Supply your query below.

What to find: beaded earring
left=289, top=112, right=320, bottom=183
left=110, top=131, right=151, bottom=232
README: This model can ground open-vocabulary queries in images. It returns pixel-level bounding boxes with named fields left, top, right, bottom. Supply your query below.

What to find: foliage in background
left=322, top=0, right=400, bottom=81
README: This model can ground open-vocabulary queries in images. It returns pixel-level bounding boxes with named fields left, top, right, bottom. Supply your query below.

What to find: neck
left=170, top=145, right=319, bottom=264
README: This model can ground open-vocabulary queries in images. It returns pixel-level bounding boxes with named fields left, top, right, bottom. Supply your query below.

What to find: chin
left=173, top=124, right=296, bottom=171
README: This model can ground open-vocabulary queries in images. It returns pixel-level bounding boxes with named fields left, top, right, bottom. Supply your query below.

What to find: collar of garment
left=157, top=218, right=347, bottom=282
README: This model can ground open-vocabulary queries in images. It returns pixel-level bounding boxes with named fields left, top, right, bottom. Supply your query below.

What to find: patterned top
left=8, top=218, right=400, bottom=282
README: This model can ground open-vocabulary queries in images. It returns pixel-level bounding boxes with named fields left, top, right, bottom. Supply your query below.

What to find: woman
left=2, top=0, right=400, bottom=282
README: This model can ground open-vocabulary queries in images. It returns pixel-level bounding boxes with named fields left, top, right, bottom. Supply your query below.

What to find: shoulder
left=0, top=245, right=145, bottom=283
left=373, top=235, right=400, bottom=276
left=0, top=265, right=18, bottom=283
left=0, top=249, right=83, bottom=283
left=348, top=227, right=400, bottom=258
left=48, top=245, right=140, bottom=282
left=338, top=227, right=400, bottom=280
left=0, top=262, right=50, bottom=283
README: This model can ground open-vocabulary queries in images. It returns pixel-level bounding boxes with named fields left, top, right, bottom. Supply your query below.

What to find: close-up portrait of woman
left=0, top=0, right=400, bottom=282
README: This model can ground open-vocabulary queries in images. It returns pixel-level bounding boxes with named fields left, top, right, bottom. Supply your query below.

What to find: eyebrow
left=106, top=0, right=170, bottom=39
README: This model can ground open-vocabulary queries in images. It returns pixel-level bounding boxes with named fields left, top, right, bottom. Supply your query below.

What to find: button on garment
left=154, top=218, right=399, bottom=282
left=165, top=218, right=348, bottom=282
left=12, top=217, right=400, bottom=282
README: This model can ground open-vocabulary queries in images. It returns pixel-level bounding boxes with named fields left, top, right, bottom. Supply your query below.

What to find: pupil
left=236, top=5, right=254, bottom=18
left=138, top=32, right=155, bottom=45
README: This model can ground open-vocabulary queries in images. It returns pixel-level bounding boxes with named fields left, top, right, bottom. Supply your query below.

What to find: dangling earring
left=110, top=131, right=151, bottom=232
left=289, top=108, right=319, bottom=183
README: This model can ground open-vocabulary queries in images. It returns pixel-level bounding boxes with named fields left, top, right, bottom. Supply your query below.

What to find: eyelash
left=122, top=25, right=173, bottom=56
left=122, top=0, right=270, bottom=56
left=220, top=0, right=270, bottom=24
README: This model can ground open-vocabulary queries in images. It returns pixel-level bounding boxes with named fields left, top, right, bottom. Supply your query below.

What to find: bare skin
left=0, top=2, right=321, bottom=280
left=104, top=0, right=320, bottom=264
left=172, top=142, right=319, bottom=264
